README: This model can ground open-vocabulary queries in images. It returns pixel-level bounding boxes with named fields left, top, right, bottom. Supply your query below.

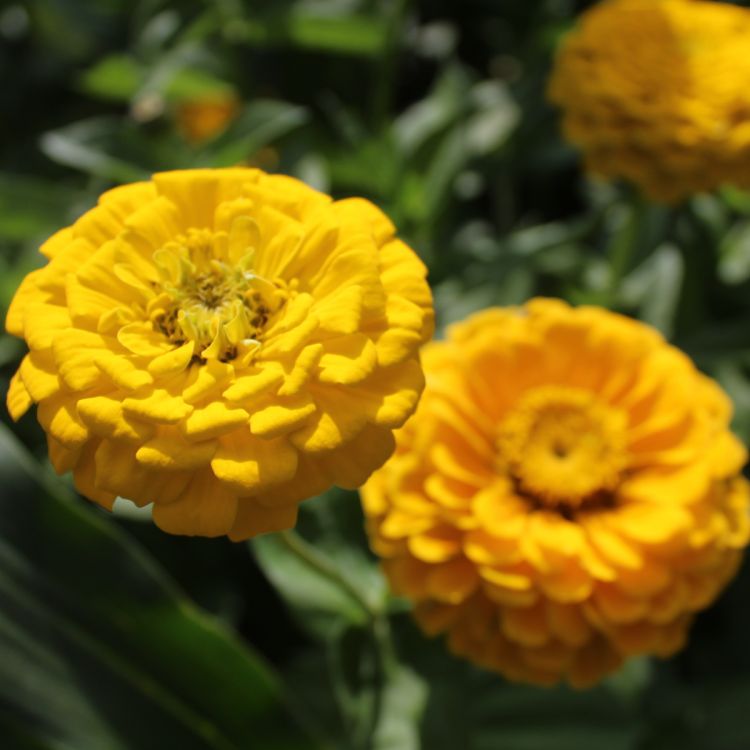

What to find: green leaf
left=472, top=684, right=642, bottom=750
left=251, top=529, right=371, bottom=638
left=40, top=119, right=150, bottom=182
left=79, top=54, right=144, bottom=102
left=719, top=220, right=750, bottom=285
left=393, top=67, right=469, bottom=157
left=620, top=243, right=684, bottom=338
left=226, top=12, right=388, bottom=57
left=371, top=666, right=427, bottom=750
left=0, top=423, right=320, bottom=750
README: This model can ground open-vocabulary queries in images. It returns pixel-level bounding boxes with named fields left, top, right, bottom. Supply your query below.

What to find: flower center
left=147, top=228, right=287, bottom=363
left=498, top=386, right=629, bottom=510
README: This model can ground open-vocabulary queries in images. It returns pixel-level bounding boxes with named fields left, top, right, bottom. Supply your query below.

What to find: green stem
left=606, top=190, right=646, bottom=302
left=372, top=0, right=413, bottom=129
left=276, top=529, right=397, bottom=750
left=277, top=529, right=375, bottom=618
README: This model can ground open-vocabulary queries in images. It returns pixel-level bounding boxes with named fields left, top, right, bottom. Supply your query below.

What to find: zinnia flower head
left=6, top=168, right=433, bottom=539
left=548, top=0, right=750, bottom=203
left=361, top=299, right=749, bottom=687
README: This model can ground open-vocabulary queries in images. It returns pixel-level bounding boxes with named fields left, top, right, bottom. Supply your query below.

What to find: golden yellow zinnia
left=548, top=0, right=750, bottom=203
left=6, top=168, right=433, bottom=540
left=361, top=299, right=749, bottom=687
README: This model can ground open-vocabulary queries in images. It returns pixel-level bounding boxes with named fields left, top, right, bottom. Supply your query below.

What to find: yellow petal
left=5, top=270, right=45, bottom=337
left=593, top=585, right=648, bottom=624
left=381, top=510, right=435, bottom=539
left=378, top=239, right=430, bottom=307
left=23, top=303, right=70, bottom=350
left=74, top=181, right=155, bottom=246
left=6, top=371, right=32, bottom=421
left=260, top=314, right=319, bottom=358
left=383, top=555, right=431, bottom=600
left=318, top=334, right=378, bottom=385
left=182, top=359, right=234, bottom=403
left=66, top=275, right=122, bottom=325
left=277, top=344, right=324, bottom=396
left=122, top=389, right=193, bottom=424
left=136, top=431, right=216, bottom=470
left=263, top=293, right=314, bottom=339
left=408, top=526, right=462, bottom=563
left=228, top=501, right=298, bottom=541
left=249, top=394, right=317, bottom=439
left=19, top=351, right=60, bottom=402
left=582, top=514, right=643, bottom=569
left=47, top=435, right=81, bottom=475
left=478, top=566, right=533, bottom=591
left=40, top=226, right=74, bottom=259
left=333, top=197, right=396, bottom=244
left=538, top=560, right=593, bottom=603
left=148, top=341, right=196, bottom=377
left=94, top=354, right=153, bottom=391
left=37, top=395, right=89, bottom=448
left=152, top=469, right=238, bottom=537
left=211, top=429, right=298, bottom=493
left=91, top=440, right=192, bottom=508
left=153, top=169, right=255, bottom=229
left=546, top=602, right=592, bottom=647
left=314, top=286, right=364, bottom=335
left=366, top=360, right=426, bottom=429
left=427, top=557, right=479, bottom=604
left=614, top=503, right=692, bottom=544
left=118, top=322, right=172, bottom=357
left=53, top=329, right=114, bottom=391
left=373, top=328, right=424, bottom=368
left=72, top=442, right=117, bottom=510
left=616, top=558, right=671, bottom=597
left=502, top=604, right=550, bottom=647
left=181, top=401, right=249, bottom=441
left=222, top=367, right=284, bottom=402
left=317, top=423, right=396, bottom=490
left=473, top=488, right=527, bottom=539
left=288, top=387, right=370, bottom=453
left=77, top=395, right=155, bottom=443
left=464, top=529, right=521, bottom=566
left=529, top=511, right=585, bottom=558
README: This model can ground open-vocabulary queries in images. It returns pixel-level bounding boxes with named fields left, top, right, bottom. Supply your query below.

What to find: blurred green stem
left=606, top=190, right=647, bottom=303
left=372, top=0, right=413, bottom=128
left=277, top=529, right=396, bottom=749
left=277, top=529, right=375, bottom=618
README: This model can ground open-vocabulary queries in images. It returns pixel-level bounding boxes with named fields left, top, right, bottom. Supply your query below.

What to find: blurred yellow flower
left=361, top=299, right=749, bottom=687
left=6, top=168, right=433, bottom=539
left=176, top=92, right=240, bottom=144
left=548, top=0, right=750, bottom=203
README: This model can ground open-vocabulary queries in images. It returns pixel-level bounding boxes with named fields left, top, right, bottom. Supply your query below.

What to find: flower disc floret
left=6, top=168, right=433, bottom=540
left=361, top=299, right=749, bottom=687
left=548, top=0, right=750, bottom=203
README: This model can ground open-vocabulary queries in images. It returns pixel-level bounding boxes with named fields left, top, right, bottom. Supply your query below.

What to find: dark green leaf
left=0, top=423, right=320, bottom=750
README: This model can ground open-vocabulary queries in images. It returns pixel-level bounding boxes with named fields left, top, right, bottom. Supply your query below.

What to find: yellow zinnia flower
left=6, top=168, right=433, bottom=539
left=548, top=0, right=750, bottom=203
left=361, top=299, right=749, bottom=687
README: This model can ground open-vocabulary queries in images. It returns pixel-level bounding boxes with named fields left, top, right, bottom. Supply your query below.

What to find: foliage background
left=3, top=0, right=750, bottom=748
